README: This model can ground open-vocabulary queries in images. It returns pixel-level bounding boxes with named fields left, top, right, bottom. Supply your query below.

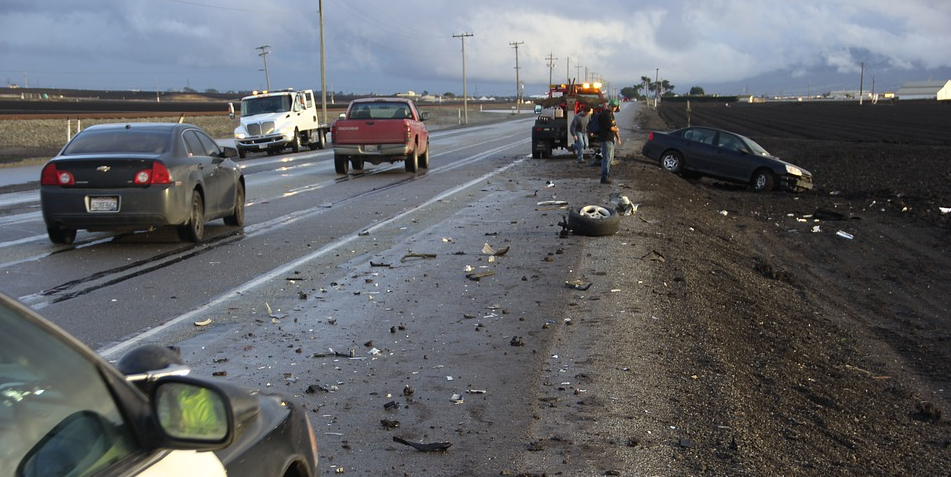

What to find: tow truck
left=531, top=82, right=607, bottom=159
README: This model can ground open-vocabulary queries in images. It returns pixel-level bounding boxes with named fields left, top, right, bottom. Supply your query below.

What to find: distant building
left=895, top=80, right=951, bottom=100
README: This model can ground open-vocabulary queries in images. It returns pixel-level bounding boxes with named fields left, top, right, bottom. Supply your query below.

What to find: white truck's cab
left=232, top=89, right=329, bottom=158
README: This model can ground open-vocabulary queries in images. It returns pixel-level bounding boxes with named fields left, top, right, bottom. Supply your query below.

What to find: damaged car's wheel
left=568, top=205, right=620, bottom=236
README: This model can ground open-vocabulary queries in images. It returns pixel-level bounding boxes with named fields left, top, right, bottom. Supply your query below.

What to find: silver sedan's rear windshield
left=63, top=130, right=170, bottom=155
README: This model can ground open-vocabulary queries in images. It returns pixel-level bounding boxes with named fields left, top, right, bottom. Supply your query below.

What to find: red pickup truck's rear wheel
left=405, top=145, right=419, bottom=173
left=334, top=154, right=349, bottom=174
left=350, top=157, right=364, bottom=172
left=419, top=142, right=430, bottom=169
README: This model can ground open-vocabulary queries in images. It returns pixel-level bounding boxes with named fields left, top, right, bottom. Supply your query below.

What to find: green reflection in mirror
left=155, top=382, right=228, bottom=441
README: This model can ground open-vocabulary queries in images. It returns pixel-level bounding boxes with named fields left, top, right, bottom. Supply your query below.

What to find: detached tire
left=568, top=205, right=620, bottom=237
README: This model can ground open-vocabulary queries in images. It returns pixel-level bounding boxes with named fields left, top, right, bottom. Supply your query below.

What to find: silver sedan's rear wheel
left=47, top=226, right=77, bottom=245
left=224, top=183, right=245, bottom=227
left=177, top=191, right=205, bottom=242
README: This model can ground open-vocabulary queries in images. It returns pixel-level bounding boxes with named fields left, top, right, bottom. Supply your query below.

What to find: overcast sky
left=2, top=0, right=950, bottom=97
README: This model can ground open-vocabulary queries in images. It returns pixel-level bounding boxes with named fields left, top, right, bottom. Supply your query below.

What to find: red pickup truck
left=331, top=98, right=430, bottom=174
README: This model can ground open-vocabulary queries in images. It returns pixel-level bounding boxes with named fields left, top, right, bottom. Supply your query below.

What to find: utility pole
left=565, top=56, right=570, bottom=83
left=256, top=45, right=271, bottom=90
left=453, top=32, right=473, bottom=124
left=318, top=2, right=327, bottom=125
left=859, top=61, right=865, bottom=105
left=511, top=42, right=525, bottom=113
left=544, top=51, right=557, bottom=86
left=655, top=68, right=660, bottom=107
left=575, top=64, right=583, bottom=83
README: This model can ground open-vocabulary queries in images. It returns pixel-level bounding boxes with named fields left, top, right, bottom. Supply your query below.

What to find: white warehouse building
left=895, top=80, right=951, bottom=100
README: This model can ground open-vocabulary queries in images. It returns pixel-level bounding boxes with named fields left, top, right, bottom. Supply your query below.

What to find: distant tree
left=204, top=88, right=220, bottom=94
left=689, top=86, right=705, bottom=96
left=443, top=92, right=456, bottom=98
left=183, top=86, right=197, bottom=93
left=422, top=90, right=429, bottom=96
left=620, top=86, right=639, bottom=100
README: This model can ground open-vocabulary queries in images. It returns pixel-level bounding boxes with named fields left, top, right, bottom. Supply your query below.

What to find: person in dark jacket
left=598, top=99, right=621, bottom=184
left=569, top=107, right=590, bottom=163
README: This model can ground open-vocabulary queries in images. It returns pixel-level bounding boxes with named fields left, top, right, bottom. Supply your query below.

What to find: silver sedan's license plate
left=363, top=144, right=379, bottom=153
left=88, top=196, right=119, bottom=212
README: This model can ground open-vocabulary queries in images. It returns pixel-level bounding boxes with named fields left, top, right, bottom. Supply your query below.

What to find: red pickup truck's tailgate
left=334, top=119, right=409, bottom=145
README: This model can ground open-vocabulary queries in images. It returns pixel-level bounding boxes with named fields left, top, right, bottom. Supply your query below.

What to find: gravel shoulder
left=174, top=102, right=950, bottom=476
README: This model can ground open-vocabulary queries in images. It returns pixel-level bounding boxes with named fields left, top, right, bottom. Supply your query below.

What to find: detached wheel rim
left=579, top=205, right=612, bottom=219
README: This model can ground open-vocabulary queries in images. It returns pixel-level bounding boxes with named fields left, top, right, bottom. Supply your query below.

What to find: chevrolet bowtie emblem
left=96, top=166, right=111, bottom=172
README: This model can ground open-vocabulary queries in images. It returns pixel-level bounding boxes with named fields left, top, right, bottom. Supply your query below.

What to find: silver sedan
left=40, top=122, right=245, bottom=244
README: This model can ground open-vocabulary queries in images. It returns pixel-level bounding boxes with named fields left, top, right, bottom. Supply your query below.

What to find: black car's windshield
left=63, top=129, right=169, bottom=155
left=241, top=95, right=292, bottom=116
left=743, top=136, right=771, bottom=156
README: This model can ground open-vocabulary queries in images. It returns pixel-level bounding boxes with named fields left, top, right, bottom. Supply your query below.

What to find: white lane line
left=97, top=150, right=529, bottom=359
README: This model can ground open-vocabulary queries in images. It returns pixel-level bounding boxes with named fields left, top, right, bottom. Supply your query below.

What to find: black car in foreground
left=40, top=122, right=246, bottom=244
left=0, top=291, right=318, bottom=477
left=641, top=126, right=813, bottom=192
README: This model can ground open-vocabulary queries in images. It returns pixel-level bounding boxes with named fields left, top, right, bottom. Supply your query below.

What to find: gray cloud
left=1, top=0, right=948, bottom=96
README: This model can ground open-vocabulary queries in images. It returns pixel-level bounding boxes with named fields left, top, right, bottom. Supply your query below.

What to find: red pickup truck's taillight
left=647, top=131, right=654, bottom=141
left=405, top=123, right=412, bottom=142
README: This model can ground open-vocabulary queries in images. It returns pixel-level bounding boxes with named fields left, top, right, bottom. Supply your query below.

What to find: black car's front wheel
left=178, top=191, right=205, bottom=242
left=751, top=169, right=776, bottom=192
left=660, top=150, right=683, bottom=173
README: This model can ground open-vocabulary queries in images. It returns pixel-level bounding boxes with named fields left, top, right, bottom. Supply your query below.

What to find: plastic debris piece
left=836, top=230, right=854, bottom=239
left=565, top=280, right=592, bottom=291
left=450, top=393, right=464, bottom=403
left=482, top=243, right=510, bottom=256
left=537, top=200, right=569, bottom=206
left=392, top=436, right=452, bottom=452
left=940, top=207, right=951, bottom=214
left=616, top=196, right=636, bottom=216
left=546, top=180, right=555, bottom=187
left=401, top=253, right=437, bottom=262
left=812, top=225, right=821, bottom=233
left=641, top=250, right=666, bottom=262
left=193, top=318, right=212, bottom=327
left=466, top=270, right=496, bottom=281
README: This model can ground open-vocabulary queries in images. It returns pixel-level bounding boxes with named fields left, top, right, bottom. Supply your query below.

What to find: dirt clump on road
left=522, top=101, right=951, bottom=475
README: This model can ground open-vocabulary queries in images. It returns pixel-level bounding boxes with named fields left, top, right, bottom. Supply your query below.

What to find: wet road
left=0, top=117, right=534, bottom=355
